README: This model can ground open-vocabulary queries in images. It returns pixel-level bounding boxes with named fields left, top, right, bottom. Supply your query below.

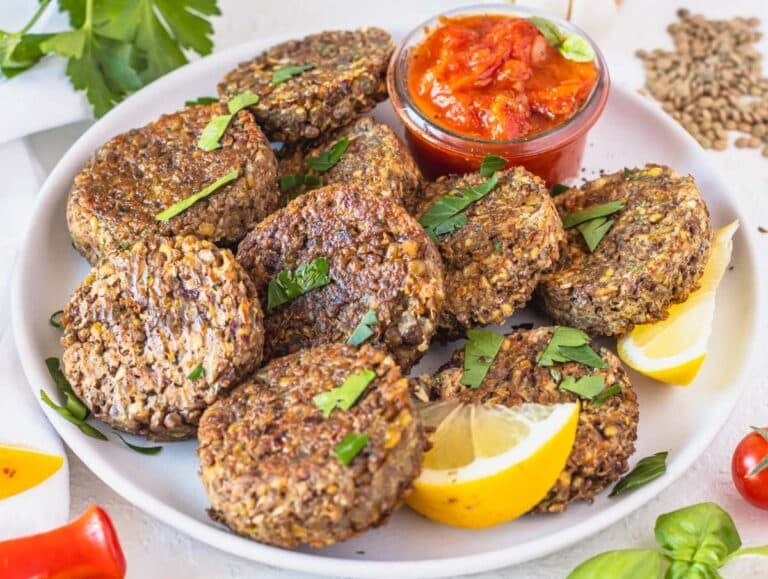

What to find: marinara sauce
left=388, top=10, right=609, bottom=185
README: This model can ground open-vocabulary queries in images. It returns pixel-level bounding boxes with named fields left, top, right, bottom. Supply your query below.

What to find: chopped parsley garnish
left=187, top=364, right=204, bottom=381
left=479, top=154, right=506, bottom=177
left=155, top=169, right=240, bottom=221
left=529, top=17, right=595, bottom=63
left=267, top=256, right=331, bottom=310
left=593, top=384, right=622, bottom=406
left=313, top=369, right=376, bottom=418
left=419, top=169, right=499, bottom=241
left=460, top=328, right=505, bottom=389
left=334, top=432, right=369, bottom=465
left=610, top=451, right=668, bottom=497
left=271, top=64, right=314, bottom=85
left=49, top=310, right=64, bottom=329
left=114, top=432, right=163, bottom=455
left=748, top=427, right=768, bottom=476
left=550, top=183, right=570, bottom=196
left=279, top=174, right=323, bottom=199
left=562, top=200, right=624, bottom=253
left=305, top=138, right=350, bottom=172
left=185, top=96, right=218, bottom=106
left=559, top=375, right=606, bottom=400
left=622, top=167, right=641, bottom=181
left=197, top=91, right=259, bottom=151
left=347, top=309, right=378, bottom=346
left=538, top=326, right=607, bottom=368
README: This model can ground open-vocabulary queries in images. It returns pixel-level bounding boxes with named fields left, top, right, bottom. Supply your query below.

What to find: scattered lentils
left=636, top=9, right=768, bottom=156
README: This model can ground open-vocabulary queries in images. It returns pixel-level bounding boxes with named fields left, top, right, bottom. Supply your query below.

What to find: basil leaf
left=347, top=309, right=378, bottom=346
left=593, top=384, right=622, bottom=406
left=559, top=33, right=596, bottom=63
left=654, top=502, right=741, bottom=571
left=305, top=137, right=350, bottom=172
left=550, top=183, right=570, bottom=196
left=610, top=451, right=668, bottom=497
left=197, top=113, right=233, bottom=151
left=577, top=217, right=615, bottom=252
left=419, top=172, right=498, bottom=240
left=313, top=369, right=376, bottom=418
left=567, top=549, right=663, bottom=579
left=557, top=344, right=608, bottom=368
left=272, top=64, right=314, bottom=85
left=334, top=432, right=369, bottom=465
left=187, top=364, right=204, bottom=381
left=185, top=96, right=218, bottom=106
left=115, top=432, right=162, bottom=455
left=267, top=256, right=331, bottom=310
left=49, top=310, right=64, bottom=329
left=479, top=154, right=506, bottom=178
left=460, top=329, right=504, bottom=389
left=226, top=91, right=259, bottom=114
left=562, top=200, right=625, bottom=228
left=155, top=169, right=240, bottom=221
left=529, top=16, right=566, bottom=47
left=45, top=357, right=89, bottom=421
left=559, top=375, right=605, bottom=399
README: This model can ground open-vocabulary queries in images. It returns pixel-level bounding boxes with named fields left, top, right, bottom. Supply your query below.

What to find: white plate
left=11, top=32, right=762, bottom=579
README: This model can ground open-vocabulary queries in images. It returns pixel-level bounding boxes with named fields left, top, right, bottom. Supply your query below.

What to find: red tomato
left=731, top=427, right=768, bottom=510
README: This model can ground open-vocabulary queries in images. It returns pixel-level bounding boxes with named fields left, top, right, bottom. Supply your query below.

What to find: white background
left=4, top=0, right=768, bottom=577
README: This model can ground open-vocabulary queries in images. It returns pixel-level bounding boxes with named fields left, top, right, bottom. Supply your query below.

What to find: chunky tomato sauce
left=407, top=15, right=599, bottom=141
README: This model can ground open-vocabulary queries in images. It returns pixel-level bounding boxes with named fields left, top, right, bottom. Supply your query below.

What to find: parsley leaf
left=279, top=173, right=323, bottom=197
left=187, top=363, right=204, bottom=381
left=313, top=369, right=376, bottom=418
left=305, top=138, right=350, bottom=172
left=557, top=344, right=609, bottom=369
left=577, top=217, right=615, bottom=252
left=562, top=201, right=625, bottom=228
left=267, top=257, right=331, bottom=310
left=45, top=357, right=88, bottom=422
left=155, top=168, right=240, bottom=221
left=227, top=90, right=259, bottom=114
left=460, top=329, right=504, bottom=389
left=347, top=309, right=378, bottom=346
left=185, top=96, right=218, bottom=106
left=559, top=375, right=606, bottom=399
left=593, top=384, right=622, bottom=406
left=0, top=2, right=53, bottom=77
left=610, top=451, right=668, bottom=497
left=334, top=432, right=369, bottom=465
left=538, top=326, right=607, bottom=369
left=272, top=63, right=314, bottom=85
left=479, top=154, right=506, bottom=177
left=197, top=114, right=233, bottom=151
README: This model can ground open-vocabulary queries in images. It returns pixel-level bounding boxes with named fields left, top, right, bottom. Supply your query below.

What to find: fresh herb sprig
left=267, top=256, right=331, bottom=310
left=419, top=155, right=504, bottom=241
left=562, top=200, right=625, bottom=253
left=347, top=309, right=378, bottom=346
left=281, top=138, right=350, bottom=198
left=460, top=329, right=505, bottom=389
left=568, top=502, right=768, bottom=578
left=313, top=369, right=375, bottom=418
left=1, top=0, right=221, bottom=117
left=538, top=327, right=607, bottom=368
left=305, top=138, right=350, bottom=172
left=155, top=168, right=240, bottom=221
left=610, top=451, right=668, bottom=497
left=528, top=17, right=596, bottom=63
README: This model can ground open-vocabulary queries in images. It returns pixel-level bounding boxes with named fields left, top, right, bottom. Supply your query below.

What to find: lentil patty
left=218, top=29, right=394, bottom=144
left=67, top=104, right=279, bottom=264
left=412, top=327, right=638, bottom=512
left=236, top=184, right=444, bottom=370
left=278, top=116, right=423, bottom=206
left=61, top=235, right=264, bottom=441
left=537, top=165, right=712, bottom=336
left=411, top=167, right=564, bottom=337
left=198, top=343, right=425, bottom=549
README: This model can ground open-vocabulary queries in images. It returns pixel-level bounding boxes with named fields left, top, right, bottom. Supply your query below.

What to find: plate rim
left=11, top=36, right=765, bottom=579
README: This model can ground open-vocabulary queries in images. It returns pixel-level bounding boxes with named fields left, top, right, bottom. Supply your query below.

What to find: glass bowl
left=386, top=3, right=610, bottom=185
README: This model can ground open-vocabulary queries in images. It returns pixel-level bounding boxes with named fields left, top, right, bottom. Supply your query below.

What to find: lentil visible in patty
left=198, top=343, right=425, bottom=549
left=61, top=235, right=264, bottom=440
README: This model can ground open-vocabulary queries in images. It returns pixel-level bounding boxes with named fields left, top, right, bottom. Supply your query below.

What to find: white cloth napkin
left=0, top=138, right=70, bottom=539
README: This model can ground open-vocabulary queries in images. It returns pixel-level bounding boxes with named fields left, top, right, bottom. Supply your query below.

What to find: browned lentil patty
left=61, top=235, right=264, bottom=441
left=537, top=165, right=712, bottom=336
left=411, top=327, right=638, bottom=512
left=198, top=343, right=425, bottom=549
left=67, top=104, right=279, bottom=264
left=217, top=29, right=394, bottom=145
left=236, top=184, right=444, bottom=370
left=411, top=167, right=564, bottom=338
left=278, top=116, right=423, bottom=206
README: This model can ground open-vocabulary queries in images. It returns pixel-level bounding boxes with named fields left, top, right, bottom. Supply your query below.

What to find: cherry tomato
left=731, top=426, right=768, bottom=510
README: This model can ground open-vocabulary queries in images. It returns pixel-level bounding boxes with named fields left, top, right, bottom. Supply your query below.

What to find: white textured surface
left=8, top=0, right=768, bottom=577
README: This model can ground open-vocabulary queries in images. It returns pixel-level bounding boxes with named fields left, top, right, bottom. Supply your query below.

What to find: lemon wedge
left=617, top=221, right=738, bottom=385
left=406, top=401, right=579, bottom=528
left=0, top=445, right=64, bottom=500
